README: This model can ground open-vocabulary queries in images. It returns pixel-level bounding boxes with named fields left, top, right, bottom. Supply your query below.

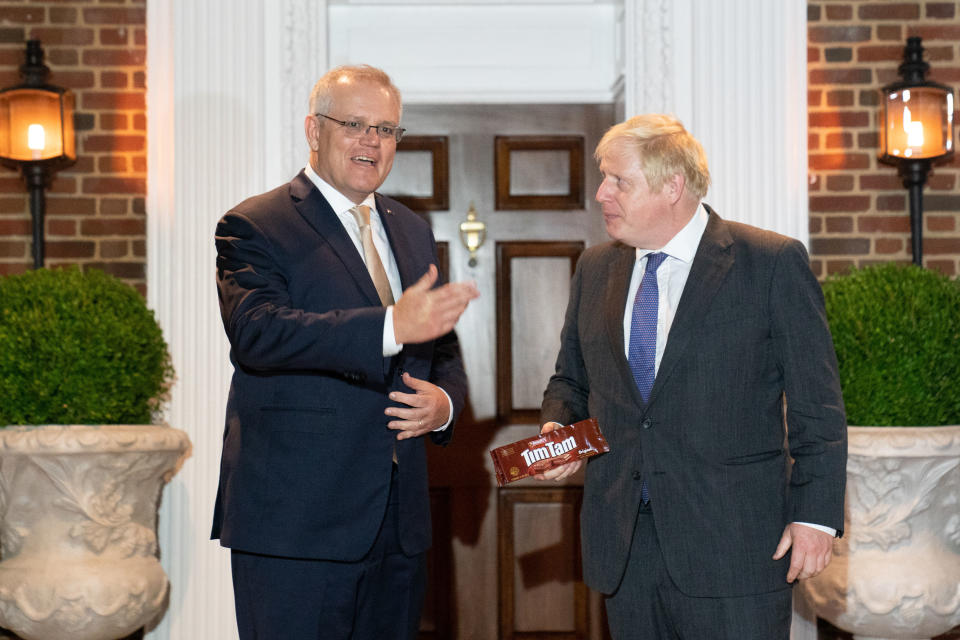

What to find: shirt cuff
left=433, top=388, right=454, bottom=432
left=794, top=522, right=837, bottom=537
left=382, top=306, right=402, bottom=356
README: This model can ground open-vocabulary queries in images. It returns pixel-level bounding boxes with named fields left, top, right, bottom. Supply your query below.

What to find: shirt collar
left=636, top=203, right=709, bottom=264
left=304, top=164, right=377, bottom=215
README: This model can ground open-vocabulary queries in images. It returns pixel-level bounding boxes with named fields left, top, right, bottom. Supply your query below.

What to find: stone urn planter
left=0, top=424, right=191, bottom=640
left=800, top=425, right=960, bottom=640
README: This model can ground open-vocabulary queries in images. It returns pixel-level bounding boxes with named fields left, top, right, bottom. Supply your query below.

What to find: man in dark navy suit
left=212, top=64, right=478, bottom=640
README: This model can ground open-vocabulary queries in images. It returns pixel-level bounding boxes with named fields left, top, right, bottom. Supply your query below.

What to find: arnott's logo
left=520, top=435, right=577, bottom=467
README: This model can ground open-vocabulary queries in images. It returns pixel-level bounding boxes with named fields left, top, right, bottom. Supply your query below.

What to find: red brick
left=928, top=215, right=956, bottom=231
left=808, top=111, right=870, bottom=128
left=826, top=90, right=855, bottom=107
left=925, top=238, right=960, bottom=253
left=923, top=45, right=955, bottom=62
left=0, top=177, right=25, bottom=193
left=826, top=175, right=855, bottom=191
left=826, top=132, right=854, bottom=149
left=101, top=71, right=128, bottom=89
left=131, top=156, right=146, bottom=172
left=926, top=195, right=960, bottom=211
left=857, top=131, right=879, bottom=149
left=928, top=173, right=957, bottom=190
left=910, top=25, right=960, bottom=40
left=0, top=263, right=29, bottom=276
left=132, top=198, right=145, bottom=214
left=860, top=215, right=910, bottom=233
left=82, top=177, right=146, bottom=194
left=877, top=25, right=903, bottom=41
left=46, top=198, right=96, bottom=216
left=82, top=48, right=146, bottom=67
left=49, top=70, right=96, bottom=89
left=876, top=238, right=904, bottom=254
left=100, top=240, right=129, bottom=259
left=81, top=218, right=145, bottom=236
left=926, top=3, right=956, bottom=18
left=100, top=113, right=129, bottom=130
left=50, top=8, right=79, bottom=24
left=825, top=260, right=857, bottom=274
left=100, top=27, right=130, bottom=46
left=810, top=216, right=823, bottom=234
left=0, top=197, right=26, bottom=214
left=826, top=216, right=854, bottom=233
left=860, top=174, right=902, bottom=190
left=133, top=70, right=145, bottom=89
left=132, top=113, right=146, bottom=130
left=808, top=47, right=820, bottom=63
left=859, top=4, right=920, bottom=20
left=48, top=177, right=77, bottom=194
left=808, top=89, right=822, bottom=107
left=46, top=48, right=78, bottom=66
left=46, top=241, right=95, bottom=258
left=877, top=194, right=907, bottom=210
left=809, top=133, right=820, bottom=151
left=88, top=261, right=145, bottom=280
left=132, top=239, right=146, bottom=257
left=825, top=5, right=853, bottom=20
left=811, top=195, right=871, bottom=212
left=98, top=156, right=128, bottom=173
left=28, top=27, right=94, bottom=46
left=927, top=260, right=956, bottom=275
left=2, top=8, right=45, bottom=24
left=134, top=29, right=146, bottom=47
left=84, top=134, right=145, bottom=152
left=47, top=219, right=76, bottom=236
left=82, top=8, right=146, bottom=25
left=0, top=241, right=28, bottom=257
left=0, top=219, right=29, bottom=235
left=809, top=68, right=874, bottom=84
left=100, top=199, right=129, bottom=215
left=809, top=26, right=872, bottom=43
left=857, top=45, right=906, bottom=62
left=809, top=153, right=871, bottom=170
left=82, top=91, right=145, bottom=110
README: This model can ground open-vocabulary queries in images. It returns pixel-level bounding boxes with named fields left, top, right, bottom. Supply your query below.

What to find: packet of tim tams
left=489, top=417, right=609, bottom=486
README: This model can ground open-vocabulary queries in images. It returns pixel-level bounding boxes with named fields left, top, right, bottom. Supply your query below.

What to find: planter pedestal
left=801, top=425, right=960, bottom=640
left=0, top=425, right=191, bottom=640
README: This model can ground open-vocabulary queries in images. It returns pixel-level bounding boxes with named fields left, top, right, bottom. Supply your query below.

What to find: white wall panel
left=625, top=0, right=809, bottom=245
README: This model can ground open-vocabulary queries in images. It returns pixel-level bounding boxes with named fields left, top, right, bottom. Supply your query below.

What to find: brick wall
left=0, top=0, right=146, bottom=291
left=808, top=0, right=960, bottom=277
left=1, top=1, right=958, bottom=288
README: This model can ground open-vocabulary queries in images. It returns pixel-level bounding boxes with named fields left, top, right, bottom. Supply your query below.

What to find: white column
left=624, top=0, right=809, bottom=245
left=146, top=2, right=327, bottom=639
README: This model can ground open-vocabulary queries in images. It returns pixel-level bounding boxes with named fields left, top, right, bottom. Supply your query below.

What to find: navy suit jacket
left=541, top=207, right=847, bottom=597
left=212, top=170, right=466, bottom=561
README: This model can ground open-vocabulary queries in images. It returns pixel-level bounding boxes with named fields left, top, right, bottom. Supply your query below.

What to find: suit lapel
left=603, top=243, right=649, bottom=407
left=289, top=171, right=381, bottom=306
left=647, top=208, right=734, bottom=407
left=375, top=193, right=419, bottom=290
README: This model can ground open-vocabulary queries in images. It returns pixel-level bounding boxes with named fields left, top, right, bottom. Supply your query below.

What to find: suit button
left=642, top=418, right=652, bottom=429
left=632, top=471, right=642, bottom=480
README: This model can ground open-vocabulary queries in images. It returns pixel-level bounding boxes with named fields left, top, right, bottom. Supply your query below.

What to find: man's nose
left=359, top=126, right=381, bottom=144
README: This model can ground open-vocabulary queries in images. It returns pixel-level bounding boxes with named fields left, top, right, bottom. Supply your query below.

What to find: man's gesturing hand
left=394, top=265, right=479, bottom=345
left=773, top=522, right=835, bottom=582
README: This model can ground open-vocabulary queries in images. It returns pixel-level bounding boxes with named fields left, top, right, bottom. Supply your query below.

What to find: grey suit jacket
left=541, top=207, right=847, bottom=597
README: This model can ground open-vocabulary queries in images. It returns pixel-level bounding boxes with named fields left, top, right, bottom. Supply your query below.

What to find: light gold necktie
left=350, top=205, right=394, bottom=306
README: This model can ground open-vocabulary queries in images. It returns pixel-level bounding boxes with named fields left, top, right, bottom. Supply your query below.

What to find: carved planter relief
left=0, top=424, right=191, bottom=640
left=801, top=425, right=960, bottom=640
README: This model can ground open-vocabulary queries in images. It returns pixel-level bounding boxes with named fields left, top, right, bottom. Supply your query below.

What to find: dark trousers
left=605, top=502, right=792, bottom=640
left=230, top=467, right=427, bottom=640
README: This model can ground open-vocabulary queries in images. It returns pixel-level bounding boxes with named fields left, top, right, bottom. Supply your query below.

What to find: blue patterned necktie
left=628, top=252, right=667, bottom=503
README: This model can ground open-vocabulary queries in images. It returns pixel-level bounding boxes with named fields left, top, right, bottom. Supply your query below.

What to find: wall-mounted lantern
left=0, top=40, right=77, bottom=269
left=878, top=36, right=955, bottom=267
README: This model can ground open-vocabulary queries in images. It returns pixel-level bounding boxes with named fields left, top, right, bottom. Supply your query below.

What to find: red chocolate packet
left=489, top=418, right=609, bottom=486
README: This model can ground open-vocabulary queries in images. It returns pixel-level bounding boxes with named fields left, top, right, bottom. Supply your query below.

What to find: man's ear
left=304, top=115, right=320, bottom=151
left=665, top=173, right=685, bottom=204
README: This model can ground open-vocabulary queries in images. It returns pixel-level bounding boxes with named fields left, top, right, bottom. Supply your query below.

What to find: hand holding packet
left=489, top=418, right=610, bottom=486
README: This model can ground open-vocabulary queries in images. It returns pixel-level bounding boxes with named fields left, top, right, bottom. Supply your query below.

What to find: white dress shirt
left=621, top=203, right=834, bottom=537
left=304, top=165, right=452, bottom=431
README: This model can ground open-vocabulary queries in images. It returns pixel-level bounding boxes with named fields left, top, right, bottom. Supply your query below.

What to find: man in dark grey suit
left=538, top=114, right=847, bottom=639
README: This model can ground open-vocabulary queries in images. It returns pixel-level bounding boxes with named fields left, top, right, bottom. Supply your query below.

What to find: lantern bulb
left=27, top=124, right=45, bottom=159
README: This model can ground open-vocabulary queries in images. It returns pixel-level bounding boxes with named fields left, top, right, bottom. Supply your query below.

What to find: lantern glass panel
left=0, top=88, right=75, bottom=162
left=880, top=85, right=955, bottom=160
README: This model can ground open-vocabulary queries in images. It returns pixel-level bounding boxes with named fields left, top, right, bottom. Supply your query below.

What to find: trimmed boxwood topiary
left=0, top=267, right=174, bottom=425
left=822, top=262, right=960, bottom=427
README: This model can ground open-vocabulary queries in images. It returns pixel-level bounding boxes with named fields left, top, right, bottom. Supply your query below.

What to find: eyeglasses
left=316, top=114, right=406, bottom=143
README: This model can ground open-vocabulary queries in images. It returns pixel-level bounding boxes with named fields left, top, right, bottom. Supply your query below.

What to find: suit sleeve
left=215, top=209, right=387, bottom=382
left=770, top=240, right=848, bottom=535
left=540, top=257, right=591, bottom=427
